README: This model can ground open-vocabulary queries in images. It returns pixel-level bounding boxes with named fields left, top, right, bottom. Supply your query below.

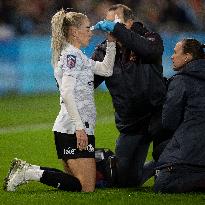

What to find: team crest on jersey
left=67, top=55, right=76, bottom=69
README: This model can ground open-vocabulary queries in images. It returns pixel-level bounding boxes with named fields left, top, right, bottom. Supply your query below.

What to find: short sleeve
left=58, top=50, right=83, bottom=78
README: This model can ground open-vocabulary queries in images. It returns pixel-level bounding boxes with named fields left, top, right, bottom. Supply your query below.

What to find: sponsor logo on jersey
left=67, top=55, right=76, bottom=69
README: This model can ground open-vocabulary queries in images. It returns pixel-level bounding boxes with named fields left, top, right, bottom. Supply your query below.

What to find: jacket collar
left=176, top=59, right=205, bottom=81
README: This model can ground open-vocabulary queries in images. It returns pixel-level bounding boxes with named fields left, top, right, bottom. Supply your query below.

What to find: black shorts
left=54, top=131, right=95, bottom=161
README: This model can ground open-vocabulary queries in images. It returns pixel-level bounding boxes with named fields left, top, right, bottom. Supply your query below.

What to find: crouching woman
left=154, top=38, right=205, bottom=193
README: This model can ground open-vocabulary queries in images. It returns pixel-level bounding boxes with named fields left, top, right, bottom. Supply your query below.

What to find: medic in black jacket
left=155, top=39, right=205, bottom=193
left=92, top=4, right=168, bottom=187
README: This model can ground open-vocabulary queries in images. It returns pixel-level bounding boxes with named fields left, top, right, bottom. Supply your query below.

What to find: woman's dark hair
left=182, top=38, right=205, bottom=60
left=108, top=4, right=134, bottom=22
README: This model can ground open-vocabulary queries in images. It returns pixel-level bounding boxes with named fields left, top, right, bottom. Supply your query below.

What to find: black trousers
left=154, top=164, right=205, bottom=193
left=115, top=133, right=150, bottom=187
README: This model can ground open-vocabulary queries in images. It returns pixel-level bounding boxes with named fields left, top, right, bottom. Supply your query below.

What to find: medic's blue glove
left=92, top=20, right=116, bottom=32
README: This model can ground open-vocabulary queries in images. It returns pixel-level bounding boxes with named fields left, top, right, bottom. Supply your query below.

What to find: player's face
left=78, top=18, right=92, bottom=47
left=171, top=41, right=190, bottom=71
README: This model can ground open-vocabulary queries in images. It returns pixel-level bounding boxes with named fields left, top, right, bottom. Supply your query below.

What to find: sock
left=31, top=165, right=40, bottom=170
left=40, top=167, right=63, bottom=173
left=25, top=168, right=44, bottom=181
left=30, top=163, right=63, bottom=173
left=40, top=170, right=82, bottom=192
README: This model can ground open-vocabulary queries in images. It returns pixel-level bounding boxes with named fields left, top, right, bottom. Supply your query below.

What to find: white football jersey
left=52, top=43, right=97, bottom=135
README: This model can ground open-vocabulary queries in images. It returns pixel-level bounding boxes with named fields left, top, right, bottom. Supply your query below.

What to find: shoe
left=3, top=158, right=21, bottom=191
left=3, top=158, right=30, bottom=192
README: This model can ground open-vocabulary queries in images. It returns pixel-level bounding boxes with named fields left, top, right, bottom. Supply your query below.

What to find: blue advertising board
left=0, top=33, right=204, bottom=94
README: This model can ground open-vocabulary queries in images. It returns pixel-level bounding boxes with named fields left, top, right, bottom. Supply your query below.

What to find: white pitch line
left=0, top=123, right=52, bottom=135
left=0, top=116, right=114, bottom=135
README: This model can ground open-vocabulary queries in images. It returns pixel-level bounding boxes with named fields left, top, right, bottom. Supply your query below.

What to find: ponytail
left=51, top=9, right=66, bottom=68
left=51, top=9, right=87, bottom=68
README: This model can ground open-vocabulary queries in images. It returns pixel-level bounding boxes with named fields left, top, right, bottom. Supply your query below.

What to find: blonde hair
left=51, top=9, right=87, bottom=68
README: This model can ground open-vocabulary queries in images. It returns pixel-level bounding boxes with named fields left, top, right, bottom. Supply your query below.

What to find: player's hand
left=76, top=129, right=88, bottom=151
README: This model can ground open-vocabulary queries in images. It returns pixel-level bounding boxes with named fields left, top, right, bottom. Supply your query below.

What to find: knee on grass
left=154, top=175, right=181, bottom=193
left=77, top=176, right=95, bottom=192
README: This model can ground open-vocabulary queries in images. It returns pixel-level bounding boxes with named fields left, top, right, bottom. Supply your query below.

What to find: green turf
left=0, top=92, right=204, bottom=205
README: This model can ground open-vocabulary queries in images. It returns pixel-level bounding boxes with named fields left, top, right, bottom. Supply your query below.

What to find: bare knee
left=77, top=175, right=95, bottom=192
left=81, top=184, right=95, bottom=192
left=66, top=158, right=96, bottom=192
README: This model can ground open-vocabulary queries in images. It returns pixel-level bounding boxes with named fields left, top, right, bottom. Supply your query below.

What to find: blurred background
left=0, top=0, right=205, bottom=95
left=0, top=2, right=204, bottom=199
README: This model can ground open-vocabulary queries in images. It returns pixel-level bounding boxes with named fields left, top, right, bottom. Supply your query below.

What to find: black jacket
left=159, top=59, right=205, bottom=166
left=93, top=22, right=167, bottom=134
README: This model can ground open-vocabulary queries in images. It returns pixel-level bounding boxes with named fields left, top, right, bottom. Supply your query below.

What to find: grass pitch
left=0, top=92, right=205, bottom=205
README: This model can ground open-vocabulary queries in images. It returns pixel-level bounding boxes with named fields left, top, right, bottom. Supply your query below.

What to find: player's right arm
left=59, top=51, right=88, bottom=150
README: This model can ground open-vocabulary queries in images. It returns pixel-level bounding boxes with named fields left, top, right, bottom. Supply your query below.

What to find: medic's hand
left=93, top=20, right=116, bottom=32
